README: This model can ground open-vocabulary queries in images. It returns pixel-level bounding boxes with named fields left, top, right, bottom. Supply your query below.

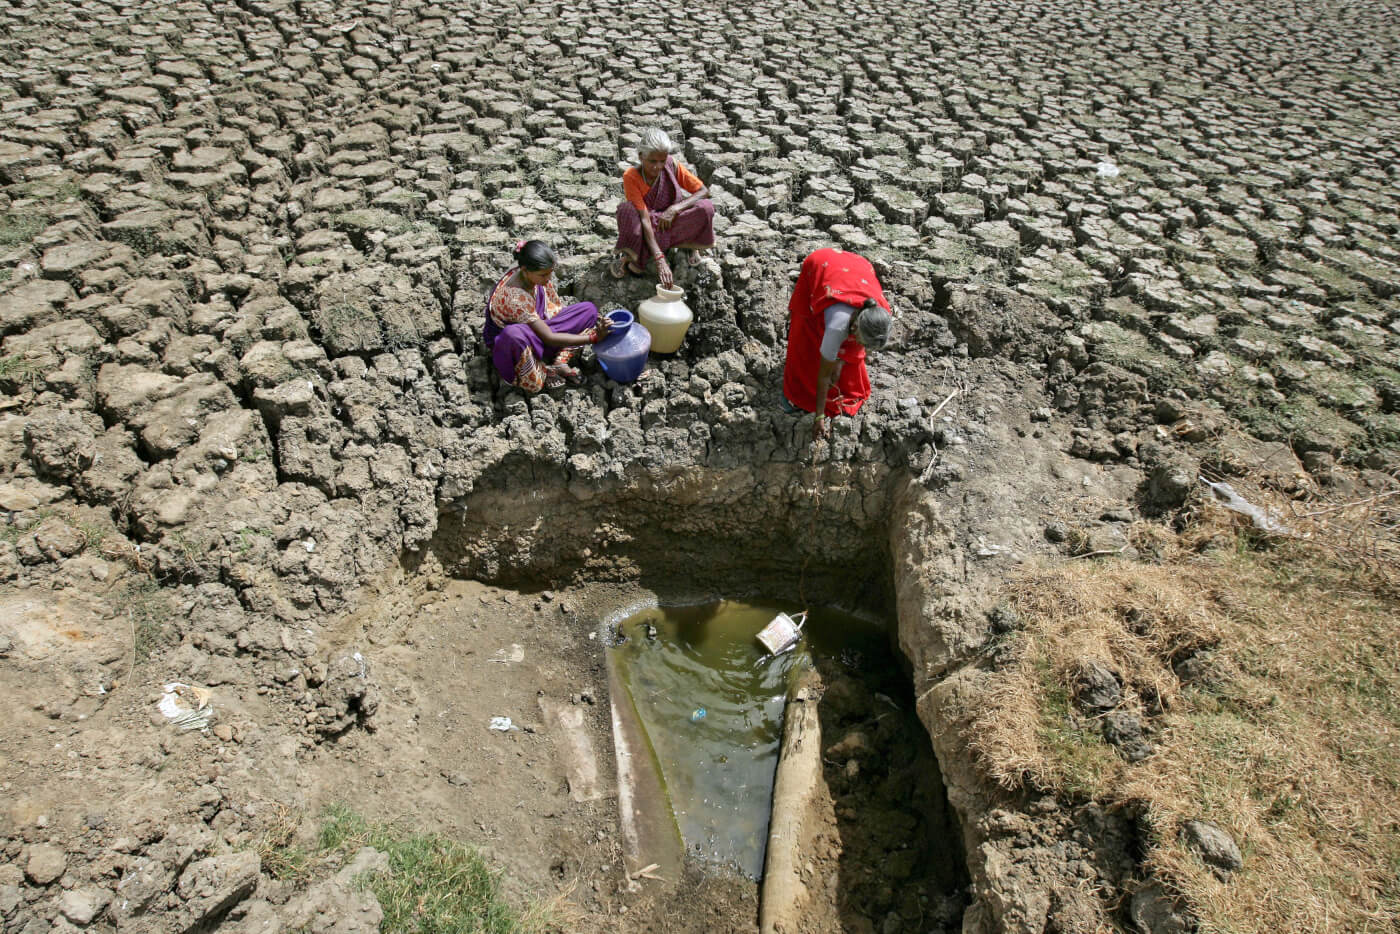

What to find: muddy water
left=609, top=600, right=888, bottom=879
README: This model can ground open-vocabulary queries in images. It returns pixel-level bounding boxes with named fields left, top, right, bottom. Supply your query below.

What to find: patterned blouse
left=488, top=269, right=563, bottom=328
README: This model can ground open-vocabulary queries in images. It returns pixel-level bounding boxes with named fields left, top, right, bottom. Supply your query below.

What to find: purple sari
left=482, top=274, right=598, bottom=384
left=615, top=157, right=715, bottom=269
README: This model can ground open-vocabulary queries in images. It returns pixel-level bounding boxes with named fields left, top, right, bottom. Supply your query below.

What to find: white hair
left=637, top=128, right=674, bottom=159
left=855, top=302, right=893, bottom=350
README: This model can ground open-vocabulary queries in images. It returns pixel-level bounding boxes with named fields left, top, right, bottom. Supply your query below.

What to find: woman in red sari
left=611, top=127, right=716, bottom=288
left=781, top=248, right=894, bottom=441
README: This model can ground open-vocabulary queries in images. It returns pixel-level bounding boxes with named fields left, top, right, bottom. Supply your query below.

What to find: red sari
left=782, top=248, right=891, bottom=416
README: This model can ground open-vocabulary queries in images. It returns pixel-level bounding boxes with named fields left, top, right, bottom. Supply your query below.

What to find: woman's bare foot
left=610, top=252, right=646, bottom=278
left=546, top=363, right=582, bottom=385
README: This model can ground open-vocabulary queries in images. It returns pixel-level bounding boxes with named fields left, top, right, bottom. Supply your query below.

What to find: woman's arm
left=812, top=356, right=842, bottom=440
left=637, top=208, right=674, bottom=287
left=656, top=185, right=709, bottom=230
left=527, top=311, right=608, bottom=348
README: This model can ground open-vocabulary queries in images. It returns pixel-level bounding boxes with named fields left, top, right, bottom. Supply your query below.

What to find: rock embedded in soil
left=1129, top=879, right=1194, bottom=934
left=1181, top=819, right=1243, bottom=878
left=986, top=604, right=1022, bottom=634
left=111, top=855, right=175, bottom=921
left=1171, top=651, right=1221, bottom=689
left=24, top=844, right=66, bottom=885
left=1144, top=454, right=1199, bottom=513
left=175, top=851, right=261, bottom=927
left=57, top=886, right=111, bottom=925
left=1074, top=659, right=1122, bottom=713
left=1102, top=711, right=1154, bottom=763
left=31, top=516, right=85, bottom=560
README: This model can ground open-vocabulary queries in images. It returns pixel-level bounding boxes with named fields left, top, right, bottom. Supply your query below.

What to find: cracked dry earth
left=1, top=0, right=1398, bottom=932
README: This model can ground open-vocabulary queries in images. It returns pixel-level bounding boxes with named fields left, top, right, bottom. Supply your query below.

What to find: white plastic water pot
left=637, top=285, right=693, bottom=353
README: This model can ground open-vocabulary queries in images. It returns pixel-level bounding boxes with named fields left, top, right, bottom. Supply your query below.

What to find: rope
left=795, top=443, right=828, bottom=615
left=795, top=388, right=859, bottom=614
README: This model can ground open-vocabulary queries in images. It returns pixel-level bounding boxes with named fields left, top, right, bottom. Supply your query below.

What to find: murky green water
left=608, top=599, right=888, bottom=879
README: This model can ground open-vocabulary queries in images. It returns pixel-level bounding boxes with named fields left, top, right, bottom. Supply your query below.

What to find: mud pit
left=421, top=460, right=970, bottom=932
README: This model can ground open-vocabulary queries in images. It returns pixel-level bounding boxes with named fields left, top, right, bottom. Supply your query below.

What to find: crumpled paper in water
left=159, top=683, right=214, bottom=731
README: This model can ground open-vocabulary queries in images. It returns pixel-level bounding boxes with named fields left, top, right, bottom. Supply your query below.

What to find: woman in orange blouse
left=611, top=127, right=715, bottom=287
left=484, top=240, right=610, bottom=392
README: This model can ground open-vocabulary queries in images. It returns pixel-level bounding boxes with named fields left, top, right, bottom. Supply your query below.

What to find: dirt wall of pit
left=427, top=460, right=897, bottom=607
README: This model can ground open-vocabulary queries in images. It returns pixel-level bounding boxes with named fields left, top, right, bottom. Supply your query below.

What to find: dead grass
left=0, top=352, right=46, bottom=389
left=0, top=212, right=46, bottom=247
left=116, top=575, right=175, bottom=663
left=255, top=801, right=313, bottom=882
left=968, top=481, right=1400, bottom=933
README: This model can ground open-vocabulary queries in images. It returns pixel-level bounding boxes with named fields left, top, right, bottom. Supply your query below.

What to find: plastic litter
left=1095, top=161, right=1120, bottom=178
left=756, top=611, right=808, bottom=656
left=491, top=644, right=525, bottom=664
left=159, top=683, right=214, bottom=731
left=1200, top=478, right=1292, bottom=534
left=689, top=707, right=707, bottom=722
left=489, top=716, right=518, bottom=731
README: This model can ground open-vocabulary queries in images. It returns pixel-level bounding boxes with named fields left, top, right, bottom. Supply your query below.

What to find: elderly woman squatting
left=612, top=128, right=715, bottom=288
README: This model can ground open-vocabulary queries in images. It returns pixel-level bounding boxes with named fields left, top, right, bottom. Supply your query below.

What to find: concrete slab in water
left=607, top=652, right=685, bottom=888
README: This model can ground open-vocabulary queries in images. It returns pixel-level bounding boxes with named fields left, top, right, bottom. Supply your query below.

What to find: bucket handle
left=789, top=611, right=808, bottom=631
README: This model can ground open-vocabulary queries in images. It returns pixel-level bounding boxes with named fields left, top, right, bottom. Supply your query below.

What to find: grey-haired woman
left=781, top=248, right=894, bottom=441
left=612, top=128, right=715, bottom=287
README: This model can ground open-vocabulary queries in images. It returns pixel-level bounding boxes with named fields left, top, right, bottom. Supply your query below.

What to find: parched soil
left=2, top=0, right=1398, bottom=932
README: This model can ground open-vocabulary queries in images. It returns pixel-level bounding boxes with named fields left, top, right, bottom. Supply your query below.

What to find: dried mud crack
left=1, top=0, right=1397, bottom=932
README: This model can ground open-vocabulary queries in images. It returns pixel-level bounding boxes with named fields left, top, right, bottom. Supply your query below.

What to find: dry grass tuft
left=255, top=801, right=313, bottom=881
left=968, top=479, right=1400, bottom=933
left=1192, top=435, right=1400, bottom=592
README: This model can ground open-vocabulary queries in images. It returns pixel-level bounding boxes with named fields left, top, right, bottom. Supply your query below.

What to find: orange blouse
left=622, top=162, right=705, bottom=212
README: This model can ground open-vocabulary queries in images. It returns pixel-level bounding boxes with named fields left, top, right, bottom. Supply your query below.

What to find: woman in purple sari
left=484, top=240, right=610, bottom=392
left=611, top=127, right=716, bottom=288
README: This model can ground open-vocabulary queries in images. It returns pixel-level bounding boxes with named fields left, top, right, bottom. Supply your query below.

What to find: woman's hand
left=656, top=255, right=674, bottom=288
left=594, top=313, right=612, bottom=339
left=658, top=206, right=678, bottom=230
left=812, top=358, right=840, bottom=440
